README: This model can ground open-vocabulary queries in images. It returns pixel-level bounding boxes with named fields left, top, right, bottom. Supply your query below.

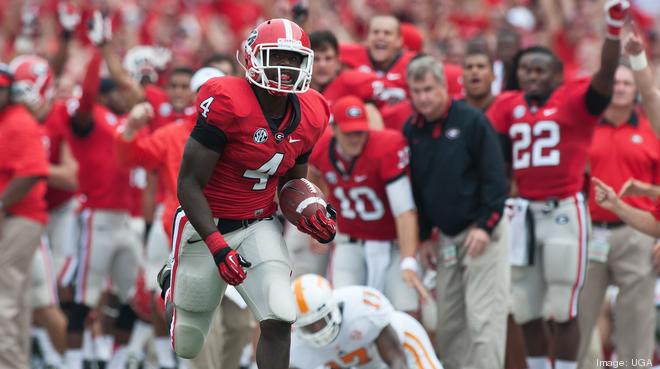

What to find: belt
left=348, top=236, right=365, bottom=244
left=216, top=216, right=273, bottom=234
left=592, top=220, right=625, bottom=229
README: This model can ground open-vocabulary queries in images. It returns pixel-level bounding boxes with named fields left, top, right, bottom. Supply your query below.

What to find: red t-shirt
left=65, top=104, right=134, bottom=211
left=43, top=101, right=76, bottom=211
left=195, top=77, right=330, bottom=219
left=309, top=129, right=409, bottom=240
left=145, top=84, right=175, bottom=132
left=0, top=105, right=49, bottom=224
left=589, top=112, right=660, bottom=222
left=115, top=116, right=195, bottom=240
left=487, top=78, right=600, bottom=200
left=319, top=69, right=405, bottom=107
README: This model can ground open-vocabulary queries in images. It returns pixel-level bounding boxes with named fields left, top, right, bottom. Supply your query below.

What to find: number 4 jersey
left=309, top=129, right=414, bottom=240
left=194, top=76, right=330, bottom=219
left=487, top=78, right=600, bottom=200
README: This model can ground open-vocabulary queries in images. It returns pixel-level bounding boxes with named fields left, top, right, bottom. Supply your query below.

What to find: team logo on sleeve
left=253, top=128, right=268, bottom=144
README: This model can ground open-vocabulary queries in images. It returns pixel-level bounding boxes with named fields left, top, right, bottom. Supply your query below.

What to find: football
left=279, top=178, right=328, bottom=225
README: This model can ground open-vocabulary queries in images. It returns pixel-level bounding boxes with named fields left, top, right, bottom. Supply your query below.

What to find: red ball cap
left=331, top=95, right=369, bottom=133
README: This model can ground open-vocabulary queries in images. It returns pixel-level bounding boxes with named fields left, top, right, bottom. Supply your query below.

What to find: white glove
left=88, top=10, right=112, bottom=46
left=604, top=0, right=631, bottom=39
left=58, top=2, right=81, bottom=33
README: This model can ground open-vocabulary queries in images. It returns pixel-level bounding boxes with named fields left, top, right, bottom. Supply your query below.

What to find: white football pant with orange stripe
left=391, top=311, right=443, bottom=369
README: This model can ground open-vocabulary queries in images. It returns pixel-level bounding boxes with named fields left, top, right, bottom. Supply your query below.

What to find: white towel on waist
left=507, top=197, right=530, bottom=266
left=364, top=240, right=392, bottom=292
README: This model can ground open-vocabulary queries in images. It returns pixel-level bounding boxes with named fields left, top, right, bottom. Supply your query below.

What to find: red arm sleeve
left=77, top=51, right=102, bottom=119
left=114, top=127, right=169, bottom=170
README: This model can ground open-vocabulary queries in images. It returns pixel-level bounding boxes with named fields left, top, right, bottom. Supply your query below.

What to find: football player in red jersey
left=308, top=95, right=429, bottom=317
left=59, top=49, right=144, bottom=369
left=486, top=1, right=630, bottom=368
left=10, top=54, right=78, bottom=369
left=172, top=19, right=336, bottom=368
left=340, top=15, right=464, bottom=97
left=310, top=30, right=406, bottom=107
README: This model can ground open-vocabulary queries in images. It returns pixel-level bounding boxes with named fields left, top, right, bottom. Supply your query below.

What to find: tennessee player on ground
left=309, top=95, right=428, bottom=317
left=171, top=19, right=336, bottom=369
left=290, top=274, right=442, bottom=369
left=486, top=1, right=630, bottom=368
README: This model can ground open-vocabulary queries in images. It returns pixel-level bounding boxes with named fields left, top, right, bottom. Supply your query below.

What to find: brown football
left=279, top=178, right=327, bottom=225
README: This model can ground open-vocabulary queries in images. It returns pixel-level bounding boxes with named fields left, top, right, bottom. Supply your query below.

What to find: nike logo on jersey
left=289, top=137, right=301, bottom=143
left=543, top=108, right=558, bottom=116
left=355, top=175, right=368, bottom=183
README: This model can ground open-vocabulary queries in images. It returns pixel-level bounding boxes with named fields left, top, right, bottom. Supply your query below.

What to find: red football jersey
left=309, top=129, right=409, bottom=240
left=43, top=101, right=75, bottom=211
left=339, top=44, right=414, bottom=91
left=144, top=84, right=196, bottom=132
left=487, top=78, right=599, bottom=200
left=339, top=44, right=464, bottom=97
left=0, top=105, right=49, bottom=224
left=65, top=104, right=134, bottom=211
left=319, top=69, right=406, bottom=107
left=195, top=77, right=330, bottom=220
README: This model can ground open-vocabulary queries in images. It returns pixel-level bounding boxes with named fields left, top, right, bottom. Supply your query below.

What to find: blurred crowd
left=1, top=0, right=659, bottom=94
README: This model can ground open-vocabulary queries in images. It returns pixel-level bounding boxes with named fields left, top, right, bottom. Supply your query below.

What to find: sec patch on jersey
left=279, top=178, right=327, bottom=224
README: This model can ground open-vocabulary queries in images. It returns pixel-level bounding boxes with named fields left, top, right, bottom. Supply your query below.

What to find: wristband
left=204, top=232, right=228, bottom=254
left=400, top=256, right=419, bottom=273
left=630, top=52, right=648, bottom=71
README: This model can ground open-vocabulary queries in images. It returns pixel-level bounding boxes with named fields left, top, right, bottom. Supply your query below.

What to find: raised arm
left=623, top=31, right=660, bottom=135
left=51, top=3, right=81, bottom=77
left=70, top=50, right=102, bottom=135
left=89, top=11, right=144, bottom=108
left=590, top=0, right=630, bottom=100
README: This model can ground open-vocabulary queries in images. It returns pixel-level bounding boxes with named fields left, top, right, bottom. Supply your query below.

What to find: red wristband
left=204, top=232, right=229, bottom=254
left=607, top=25, right=622, bottom=39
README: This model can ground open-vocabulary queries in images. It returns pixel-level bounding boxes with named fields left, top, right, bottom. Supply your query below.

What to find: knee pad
left=115, top=304, right=138, bottom=331
left=171, top=307, right=212, bottom=359
left=265, top=273, right=296, bottom=323
left=67, top=303, right=91, bottom=333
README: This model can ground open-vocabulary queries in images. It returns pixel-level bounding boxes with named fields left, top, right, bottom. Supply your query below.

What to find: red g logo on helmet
left=241, top=18, right=313, bottom=95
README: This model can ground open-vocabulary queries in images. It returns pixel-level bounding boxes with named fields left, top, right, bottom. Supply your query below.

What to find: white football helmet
left=123, top=46, right=171, bottom=84
left=292, top=274, right=342, bottom=347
